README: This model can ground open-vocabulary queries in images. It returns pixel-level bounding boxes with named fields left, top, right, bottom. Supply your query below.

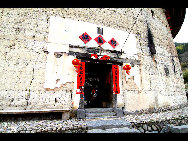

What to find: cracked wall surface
left=0, top=8, right=186, bottom=111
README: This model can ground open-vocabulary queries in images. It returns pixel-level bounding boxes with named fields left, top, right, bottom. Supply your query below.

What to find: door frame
left=78, top=59, right=119, bottom=109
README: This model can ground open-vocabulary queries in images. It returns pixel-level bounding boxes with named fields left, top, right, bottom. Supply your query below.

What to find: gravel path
left=0, top=118, right=87, bottom=133
left=123, top=105, right=188, bottom=123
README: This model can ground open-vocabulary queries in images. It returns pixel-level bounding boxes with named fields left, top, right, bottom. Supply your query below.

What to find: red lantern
left=91, top=54, right=98, bottom=59
left=123, top=64, right=131, bottom=75
left=72, top=59, right=81, bottom=73
left=100, top=55, right=110, bottom=60
left=123, top=64, right=131, bottom=71
left=72, top=59, right=81, bottom=66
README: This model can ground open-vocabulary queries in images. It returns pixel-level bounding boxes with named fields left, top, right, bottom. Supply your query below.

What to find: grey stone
left=77, top=109, right=86, bottom=119
left=151, top=124, right=158, bottom=131
left=113, top=108, right=124, bottom=117
left=142, top=124, right=147, bottom=131
left=0, top=129, right=5, bottom=133
left=151, top=131, right=159, bottom=133
left=88, top=127, right=140, bottom=133
left=85, top=108, right=113, bottom=113
left=31, top=130, right=37, bottom=133
left=160, top=127, right=165, bottom=133
left=62, top=111, right=70, bottom=120
left=170, top=125, right=188, bottom=133
left=147, top=126, right=152, bottom=131
left=164, top=124, right=173, bottom=133
left=145, top=131, right=158, bottom=133
left=145, top=131, right=152, bottom=133
left=138, top=127, right=144, bottom=133
left=86, top=119, right=131, bottom=130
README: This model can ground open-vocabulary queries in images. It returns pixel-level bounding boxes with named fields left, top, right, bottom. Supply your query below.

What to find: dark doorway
left=84, top=62, right=113, bottom=108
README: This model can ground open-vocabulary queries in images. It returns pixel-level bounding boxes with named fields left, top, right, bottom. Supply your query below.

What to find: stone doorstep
left=85, top=108, right=114, bottom=113
left=85, top=112, right=116, bottom=117
left=78, top=108, right=124, bottom=119
left=86, top=116, right=119, bottom=120
left=87, top=127, right=140, bottom=133
left=86, top=119, right=131, bottom=130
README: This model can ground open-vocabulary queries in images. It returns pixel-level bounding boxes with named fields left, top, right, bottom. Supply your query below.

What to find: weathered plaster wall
left=0, top=8, right=186, bottom=111
left=122, top=9, right=186, bottom=111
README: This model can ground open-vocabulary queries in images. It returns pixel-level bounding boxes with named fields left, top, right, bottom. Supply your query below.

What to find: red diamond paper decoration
left=94, top=35, right=106, bottom=46
left=79, top=32, right=92, bottom=44
left=108, top=38, right=119, bottom=48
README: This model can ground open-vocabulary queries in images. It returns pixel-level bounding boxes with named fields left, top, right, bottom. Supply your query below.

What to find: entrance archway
left=84, top=62, right=113, bottom=108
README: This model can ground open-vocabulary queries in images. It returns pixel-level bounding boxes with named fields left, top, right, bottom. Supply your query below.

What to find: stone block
left=170, top=125, right=188, bottom=133
left=77, top=109, right=85, bottom=119
left=113, top=108, right=124, bottom=117
left=62, top=111, right=70, bottom=120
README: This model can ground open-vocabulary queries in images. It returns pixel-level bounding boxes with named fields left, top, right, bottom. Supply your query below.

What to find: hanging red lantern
left=123, top=64, right=131, bottom=71
left=72, top=59, right=81, bottom=66
left=123, top=64, right=131, bottom=75
left=91, top=54, right=98, bottom=59
left=100, top=55, right=110, bottom=60
left=72, top=59, right=81, bottom=73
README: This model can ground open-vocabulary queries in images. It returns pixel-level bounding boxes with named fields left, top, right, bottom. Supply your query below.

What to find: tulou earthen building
left=0, top=8, right=187, bottom=119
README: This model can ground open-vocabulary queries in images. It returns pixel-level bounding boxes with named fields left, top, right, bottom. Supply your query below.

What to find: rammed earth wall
left=0, top=8, right=186, bottom=111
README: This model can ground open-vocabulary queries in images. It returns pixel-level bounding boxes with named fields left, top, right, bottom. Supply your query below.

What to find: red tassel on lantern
left=126, top=70, right=130, bottom=75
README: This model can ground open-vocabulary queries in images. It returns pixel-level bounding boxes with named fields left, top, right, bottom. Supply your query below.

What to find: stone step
left=85, top=108, right=114, bottom=113
left=86, top=112, right=116, bottom=118
left=87, top=127, right=141, bottom=133
left=86, top=116, right=118, bottom=119
left=86, top=119, right=131, bottom=130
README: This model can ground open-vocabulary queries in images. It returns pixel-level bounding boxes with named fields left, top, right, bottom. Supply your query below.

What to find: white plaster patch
left=48, top=16, right=137, bottom=53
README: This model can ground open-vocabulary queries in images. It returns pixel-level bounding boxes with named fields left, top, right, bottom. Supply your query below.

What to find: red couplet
left=112, top=65, right=120, bottom=94
left=76, top=62, right=85, bottom=94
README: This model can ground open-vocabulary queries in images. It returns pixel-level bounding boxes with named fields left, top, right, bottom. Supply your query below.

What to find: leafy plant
left=183, top=69, right=188, bottom=83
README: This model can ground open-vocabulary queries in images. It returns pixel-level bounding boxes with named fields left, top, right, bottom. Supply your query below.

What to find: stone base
left=77, top=109, right=85, bottom=119
left=113, top=108, right=124, bottom=117
left=62, top=111, right=70, bottom=120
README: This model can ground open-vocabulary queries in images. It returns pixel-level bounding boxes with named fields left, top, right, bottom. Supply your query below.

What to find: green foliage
left=181, top=62, right=188, bottom=70
left=183, top=69, right=188, bottom=83
left=175, top=42, right=188, bottom=54
left=175, top=42, right=188, bottom=85
left=185, top=83, right=188, bottom=91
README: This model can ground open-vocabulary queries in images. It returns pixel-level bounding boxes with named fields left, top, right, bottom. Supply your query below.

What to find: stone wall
left=0, top=8, right=186, bottom=111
